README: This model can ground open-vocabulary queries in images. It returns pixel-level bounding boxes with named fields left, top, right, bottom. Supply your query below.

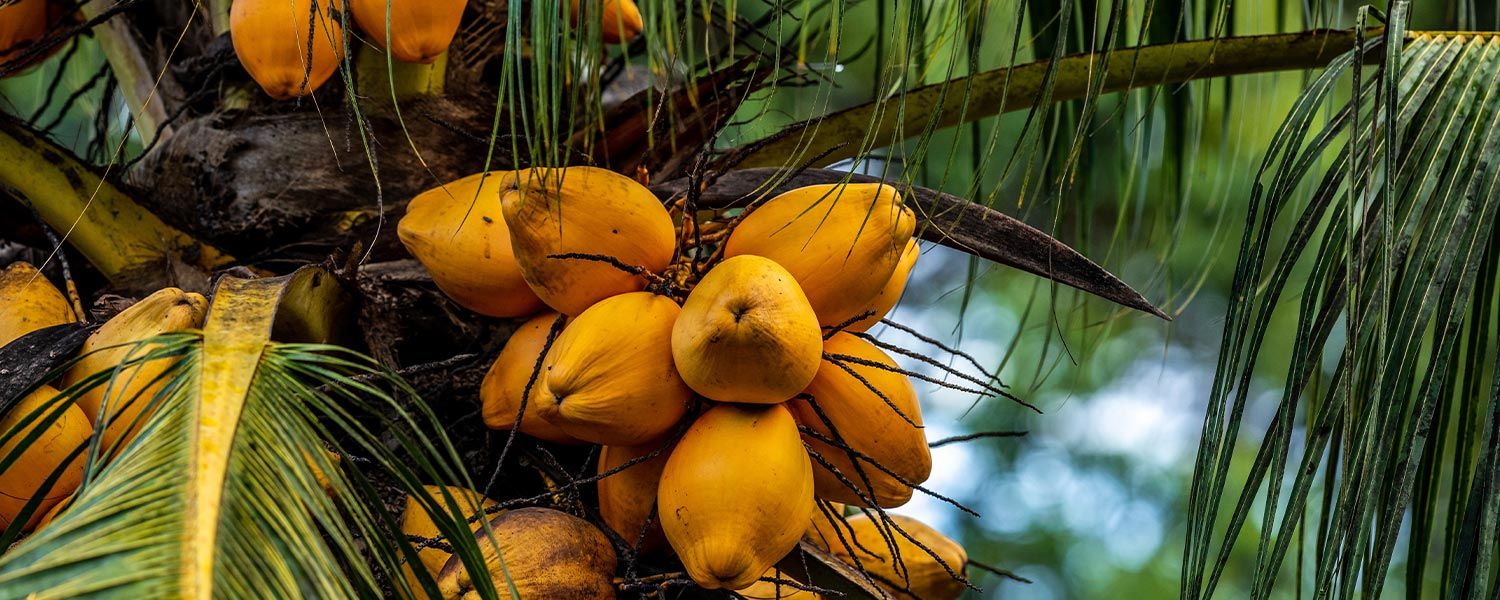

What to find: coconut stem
left=875, top=318, right=1000, bottom=382
left=827, top=351, right=1041, bottom=414
left=485, top=314, right=568, bottom=495
left=822, top=311, right=877, bottom=340
left=798, top=425, right=979, bottom=517
left=853, top=334, right=1009, bottom=400
left=927, top=430, right=1028, bottom=448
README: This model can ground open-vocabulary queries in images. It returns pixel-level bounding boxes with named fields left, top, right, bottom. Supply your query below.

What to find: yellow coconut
left=789, top=333, right=929, bottom=508
left=0, top=385, right=89, bottom=531
left=724, top=183, right=915, bottom=327
left=398, top=172, right=545, bottom=318
left=847, top=239, right=919, bottom=332
left=64, top=288, right=208, bottom=451
left=537, top=292, right=691, bottom=445
left=671, top=255, right=822, bottom=404
left=437, top=507, right=616, bottom=599
left=499, top=167, right=676, bottom=316
left=0, top=261, right=76, bottom=348
left=230, top=0, right=346, bottom=99
left=658, top=403, right=814, bottom=590
left=597, top=440, right=670, bottom=552
left=479, top=312, right=581, bottom=444
left=398, top=485, right=498, bottom=598
left=827, top=514, right=969, bottom=600
left=569, top=0, right=643, bottom=44
left=350, top=0, right=465, bottom=64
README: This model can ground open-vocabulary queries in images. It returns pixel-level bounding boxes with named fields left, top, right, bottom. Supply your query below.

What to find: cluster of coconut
left=398, top=166, right=972, bottom=598
left=227, top=0, right=643, bottom=100
left=0, top=264, right=211, bottom=531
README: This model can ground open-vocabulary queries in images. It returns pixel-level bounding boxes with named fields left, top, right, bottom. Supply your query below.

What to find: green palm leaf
left=1183, top=4, right=1500, bottom=597
left=0, top=271, right=501, bottom=600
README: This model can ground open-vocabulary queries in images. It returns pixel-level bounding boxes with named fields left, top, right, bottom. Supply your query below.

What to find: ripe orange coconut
left=538, top=292, right=691, bottom=445
left=569, top=0, right=643, bottom=44
left=597, top=440, right=671, bottom=552
left=658, top=403, right=814, bottom=590
left=230, top=0, right=346, bottom=99
left=350, top=0, right=465, bottom=64
left=824, top=514, right=970, bottom=600
left=671, top=255, right=823, bottom=404
left=847, top=238, right=919, bottom=332
left=0, top=261, right=76, bottom=347
left=500, top=167, right=676, bottom=316
left=399, top=172, right=545, bottom=317
left=64, top=288, right=208, bottom=451
left=0, top=385, right=89, bottom=531
left=479, top=312, right=580, bottom=444
left=789, top=332, right=930, bottom=507
left=724, top=183, right=915, bottom=327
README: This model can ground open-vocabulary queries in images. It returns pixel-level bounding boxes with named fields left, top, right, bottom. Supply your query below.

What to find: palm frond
left=1183, top=5, right=1500, bottom=597
left=0, top=272, right=500, bottom=599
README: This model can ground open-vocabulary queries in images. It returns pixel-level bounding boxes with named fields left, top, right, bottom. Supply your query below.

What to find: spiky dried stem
left=822, top=311, right=878, bottom=340
left=875, top=318, right=1001, bottom=381
left=854, top=332, right=1010, bottom=397
left=968, top=559, right=1033, bottom=583
left=827, top=351, right=1042, bottom=414
left=929, top=430, right=1028, bottom=447
left=798, top=425, right=979, bottom=517
left=485, top=314, right=567, bottom=494
left=821, top=355, right=921, bottom=428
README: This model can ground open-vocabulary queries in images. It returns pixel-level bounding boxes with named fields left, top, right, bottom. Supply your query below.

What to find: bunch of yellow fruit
left=398, top=166, right=969, bottom=596
left=0, top=262, right=208, bottom=532
left=227, top=0, right=643, bottom=100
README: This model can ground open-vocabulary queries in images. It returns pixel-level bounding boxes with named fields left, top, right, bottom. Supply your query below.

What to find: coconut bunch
left=396, top=166, right=988, bottom=596
left=0, top=262, right=207, bottom=533
left=227, top=0, right=642, bottom=99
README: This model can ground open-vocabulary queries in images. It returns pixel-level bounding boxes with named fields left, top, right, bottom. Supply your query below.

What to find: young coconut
left=499, top=166, right=676, bottom=316
left=847, top=239, right=919, bottom=332
left=398, top=172, right=545, bottom=318
left=597, top=440, right=671, bottom=552
left=398, top=485, right=498, bottom=598
left=0, top=385, right=89, bottom=531
left=537, top=292, right=691, bottom=445
left=479, top=313, right=580, bottom=444
left=569, top=0, right=643, bottom=44
left=789, top=332, right=930, bottom=508
left=350, top=0, right=465, bottom=64
left=658, top=403, right=814, bottom=590
left=0, top=261, right=76, bottom=347
left=827, top=514, right=969, bottom=600
left=64, top=288, right=208, bottom=450
left=230, top=0, right=345, bottom=99
left=437, top=507, right=616, bottom=600
left=671, top=255, right=822, bottom=404
left=723, top=183, right=916, bottom=327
